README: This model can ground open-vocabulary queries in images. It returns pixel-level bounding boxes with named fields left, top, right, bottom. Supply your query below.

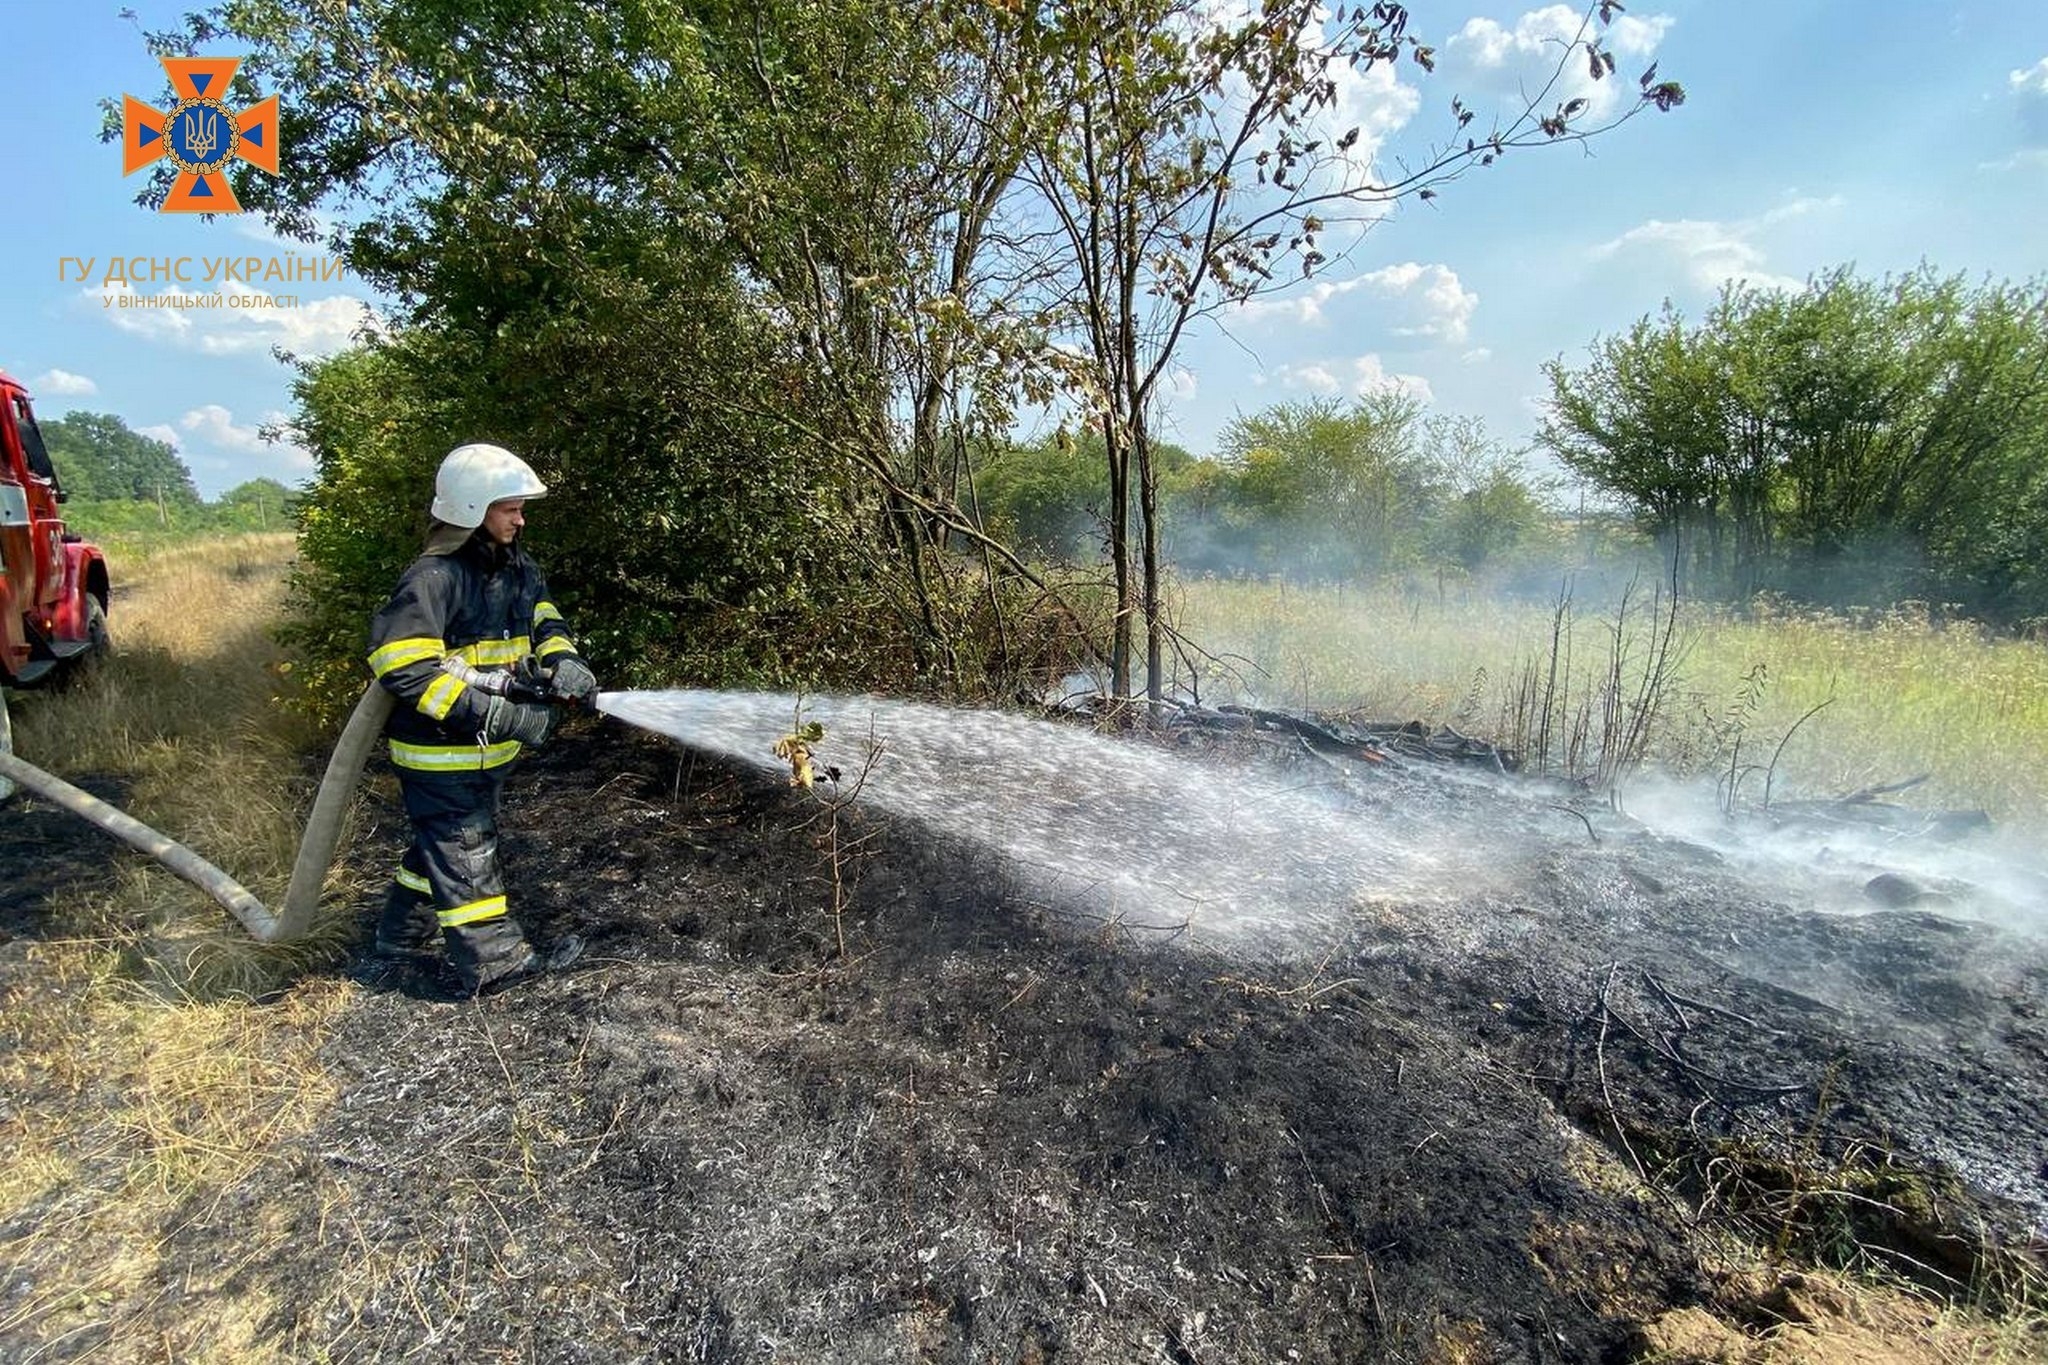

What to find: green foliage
left=63, top=484, right=299, bottom=541
left=1166, top=398, right=1549, bottom=582
left=973, top=436, right=1112, bottom=561
left=42, top=411, right=199, bottom=505
left=37, top=413, right=295, bottom=543
left=131, top=0, right=1671, bottom=708
left=968, top=399, right=1554, bottom=588
left=1543, top=268, right=2048, bottom=622
left=971, top=432, right=1198, bottom=562
left=1417, top=413, right=1556, bottom=576
left=1205, top=394, right=1436, bottom=579
left=126, top=0, right=1103, bottom=713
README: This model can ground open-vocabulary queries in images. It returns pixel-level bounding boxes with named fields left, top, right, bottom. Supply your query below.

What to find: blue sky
left=2, top=1, right=2044, bottom=498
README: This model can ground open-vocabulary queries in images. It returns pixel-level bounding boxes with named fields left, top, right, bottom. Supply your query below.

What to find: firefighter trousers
left=378, top=765, right=535, bottom=990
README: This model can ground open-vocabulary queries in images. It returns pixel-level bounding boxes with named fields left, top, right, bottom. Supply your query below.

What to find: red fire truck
left=0, top=369, right=110, bottom=688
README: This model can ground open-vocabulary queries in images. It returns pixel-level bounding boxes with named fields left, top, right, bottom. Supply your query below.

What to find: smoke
left=1617, top=772, right=2048, bottom=938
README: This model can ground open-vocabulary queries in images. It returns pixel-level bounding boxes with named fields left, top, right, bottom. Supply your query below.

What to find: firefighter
left=365, top=443, right=598, bottom=994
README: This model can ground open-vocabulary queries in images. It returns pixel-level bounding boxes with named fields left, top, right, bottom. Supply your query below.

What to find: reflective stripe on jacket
left=366, top=532, right=580, bottom=772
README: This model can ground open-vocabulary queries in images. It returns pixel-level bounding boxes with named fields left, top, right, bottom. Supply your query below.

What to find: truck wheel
left=0, top=689, right=14, bottom=804
left=58, top=595, right=111, bottom=689
left=84, top=594, right=110, bottom=662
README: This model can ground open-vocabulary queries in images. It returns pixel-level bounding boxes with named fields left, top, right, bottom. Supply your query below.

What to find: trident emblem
left=181, top=107, right=221, bottom=164
left=122, top=57, right=281, bottom=214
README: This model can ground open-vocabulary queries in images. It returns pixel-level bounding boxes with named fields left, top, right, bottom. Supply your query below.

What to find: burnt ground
left=4, top=716, right=2047, bottom=1363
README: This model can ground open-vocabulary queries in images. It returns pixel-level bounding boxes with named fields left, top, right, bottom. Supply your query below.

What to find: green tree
left=1421, top=415, right=1552, bottom=574
left=974, top=436, right=1113, bottom=562
left=987, top=0, right=1683, bottom=701
left=1542, top=268, right=2048, bottom=618
left=131, top=0, right=1093, bottom=698
left=1542, top=307, right=1727, bottom=591
left=1210, top=393, right=1437, bottom=580
left=974, top=432, right=1195, bottom=564
left=217, top=478, right=298, bottom=532
left=42, top=411, right=199, bottom=506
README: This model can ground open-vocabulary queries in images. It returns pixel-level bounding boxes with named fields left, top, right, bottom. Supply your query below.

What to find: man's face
left=480, top=498, right=526, bottom=546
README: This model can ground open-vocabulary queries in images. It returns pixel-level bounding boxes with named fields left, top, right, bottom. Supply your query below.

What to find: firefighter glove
left=481, top=694, right=559, bottom=749
left=549, top=655, right=599, bottom=703
left=511, top=653, right=552, bottom=696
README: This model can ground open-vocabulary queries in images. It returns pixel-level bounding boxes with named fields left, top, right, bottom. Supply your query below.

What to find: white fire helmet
left=430, top=443, right=548, bottom=528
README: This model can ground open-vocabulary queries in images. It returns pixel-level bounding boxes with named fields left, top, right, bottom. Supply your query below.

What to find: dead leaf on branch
left=774, top=720, right=826, bottom=789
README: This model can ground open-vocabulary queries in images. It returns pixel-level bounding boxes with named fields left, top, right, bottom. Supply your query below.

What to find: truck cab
left=0, top=370, right=109, bottom=687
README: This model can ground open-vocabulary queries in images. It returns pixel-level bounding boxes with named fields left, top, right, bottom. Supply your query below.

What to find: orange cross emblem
left=122, top=57, right=280, bottom=213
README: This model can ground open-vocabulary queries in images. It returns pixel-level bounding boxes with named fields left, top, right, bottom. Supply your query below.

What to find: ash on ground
left=2, top=718, right=2044, bottom=1364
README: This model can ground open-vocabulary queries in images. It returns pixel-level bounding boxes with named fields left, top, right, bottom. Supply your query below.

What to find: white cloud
left=1266, top=355, right=1433, bottom=403
left=1350, top=354, right=1433, bottom=403
left=1590, top=196, right=1838, bottom=295
left=1461, top=347, right=1493, bottom=364
left=1164, top=366, right=1199, bottom=401
left=1232, top=261, right=1477, bottom=341
left=139, top=424, right=181, bottom=449
left=1181, top=0, right=1422, bottom=242
left=1278, top=362, right=1343, bottom=394
left=1355, top=262, right=1478, bottom=342
left=178, top=404, right=272, bottom=454
left=2011, top=57, right=2048, bottom=145
left=1324, top=36, right=1424, bottom=169
left=1446, top=5, right=1674, bottom=123
left=170, top=405, right=314, bottom=480
left=32, top=369, right=97, bottom=396
left=84, top=284, right=380, bottom=359
left=1234, top=275, right=1370, bottom=326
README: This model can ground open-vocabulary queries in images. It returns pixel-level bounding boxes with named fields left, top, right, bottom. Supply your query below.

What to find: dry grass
left=7, top=533, right=359, bottom=992
left=1175, top=578, right=2048, bottom=820
left=0, top=961, right=350, bottom=1358
left=1, top=533, right=359, bottom=1362
left=1635, top=1263, right=2046, bottom=1363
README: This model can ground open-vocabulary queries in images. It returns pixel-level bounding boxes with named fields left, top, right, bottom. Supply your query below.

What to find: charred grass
left=0, top=536, right=2042, bottom=1362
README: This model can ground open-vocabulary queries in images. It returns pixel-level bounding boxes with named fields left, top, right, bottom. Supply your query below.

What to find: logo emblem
left=122, top=57, right=280, bottom=213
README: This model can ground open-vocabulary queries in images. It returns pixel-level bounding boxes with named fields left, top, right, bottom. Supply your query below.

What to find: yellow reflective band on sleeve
left=368, top=636, right=445, bottom=677
left=420, top=673, right=468, bottom=721
left=454, top=637, right=530, bottom=668
left=395, top=867, right=432, bottom=895
left=533, top=601, right=564, bottom=625
left=388, top=738, right=522, bottom=771
left=536, top=635, right=577, bottom=659
left=437, top=895, right=508, bottom=928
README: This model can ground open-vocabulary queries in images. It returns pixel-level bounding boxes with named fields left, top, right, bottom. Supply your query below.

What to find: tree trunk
left=1105, top=413, right=1132, bottom=701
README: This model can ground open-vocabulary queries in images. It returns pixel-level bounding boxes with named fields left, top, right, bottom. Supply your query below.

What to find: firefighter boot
left=448, top=918, right=583, bottom=996
left=373, top=883, right=441, bottom=963
left=473, top=932, right=585, bottom=997
left=478, top=934, right=586, bottom=996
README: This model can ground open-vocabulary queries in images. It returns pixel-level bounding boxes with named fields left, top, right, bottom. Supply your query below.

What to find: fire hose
left=0, top=682, right=394, bottom=943
left=0, top=663, right=588, bottom=944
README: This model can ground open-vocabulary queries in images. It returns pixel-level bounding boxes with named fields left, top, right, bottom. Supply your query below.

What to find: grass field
left=1, top=534, right=364, bottom=1357
left=7, top=533, right=355, bottom=989
left=1174, top=577, right=2048, bottom=822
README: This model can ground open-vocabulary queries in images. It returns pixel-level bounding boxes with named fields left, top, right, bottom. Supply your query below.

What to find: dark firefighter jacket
left=366, top=532, right=580, bottom=774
